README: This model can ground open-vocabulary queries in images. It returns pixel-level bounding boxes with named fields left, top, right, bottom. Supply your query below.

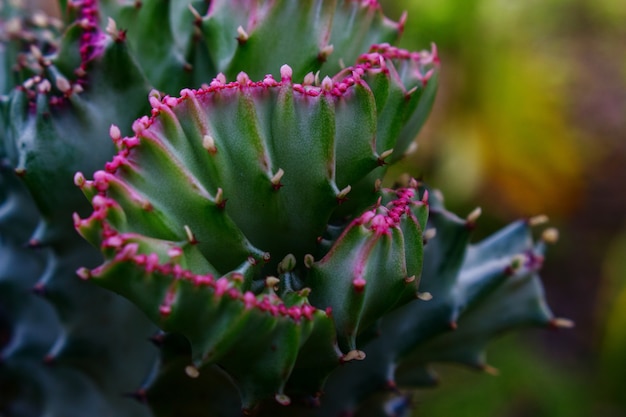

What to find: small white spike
left=542, top=228, right=560, bottom=244
left=55, top=76, right=71, bottom=94
left=184, top=225, right=195, bottom=243
left=337, top=185, right=352, bottom=199
left=319, top=44, right=334, bottom=60
left=466, top=207, right=482, bottom=224
left=214, top=188, right=224, bottom=205
left=303, top=72, right=315, bottom=85
left=342, top=350, right=366, bottom=362
left=265, top=276, right=280, bottom=289
left=105, top=17, right=119, bottom=38
left=187, top=3, right=202, bottom=21
left=271, top=168, right=284, bottom=186
left=529, top=214, right=549, bottom=226
left=423, top=228, right=437, bottom=241
left=236, top=25, right=249, bottom=42
left=379, top=148, right=394, bottom=161
left=417, top=292, right=433, bottom=301
left=185, top=366, right=200, bottom=378
left=202, top=134, right=217, bottom=154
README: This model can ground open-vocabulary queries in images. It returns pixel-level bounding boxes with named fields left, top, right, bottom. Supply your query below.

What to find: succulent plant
left=0, top=0, right=571, bottom=416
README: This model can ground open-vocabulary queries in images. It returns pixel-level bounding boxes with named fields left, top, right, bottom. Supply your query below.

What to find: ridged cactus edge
left=0, top=0, right=571, bottom=416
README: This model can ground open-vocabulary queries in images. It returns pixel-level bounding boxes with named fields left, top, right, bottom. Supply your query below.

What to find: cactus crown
left=0, top=1, right=568, bottom=416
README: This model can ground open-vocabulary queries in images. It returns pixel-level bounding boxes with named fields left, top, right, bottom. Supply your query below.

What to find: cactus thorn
left=278, top=253, right=296, bottom=273
left=337, top=185, right=352, bottom=202
left=214, top=187, right=226, bottom=208
left=236, top=25, right=249, bottom=43
left=318, top=44, right=334, bottom=62
left=202, top=134, right=218, bottom=154
left=529, top=214, right=549, bottom=226
left=304, top=254, right=315, bottom=268
left=374, top=178, right=382, bottom=192
left=185, top=365, right=200, bottom=378
left=184, top=225, right=197, bottom=244
left=248, top=256, right=258, bottom=266
left=550, top=317, right=575, bottom=329
left=105, top=17, right=121, bottom=40
left=187, top=4, right=203, bottom=23
left=377, top=148, right=394, bottom=165
left=271, top=168, right=285, bottom=190
left=341, top=350, right=366, bottom=362
left=275, top=393, right=291, bottom=406
left=321, top=76, right=334, bottom=92
left=76, top=267, right=91, bottom=280
left=265, top=276, right=280, bottom=289
left=55, top=76, right=71, bottom=94
left=423, top=228, right=437, bottom=242
left=482, top=364, right=500, bottom=376
left=417, top=292, right=433, bottom=301
left=542, top=227, right=559, bottom=244
left=466, top=206, right=482, bottom=225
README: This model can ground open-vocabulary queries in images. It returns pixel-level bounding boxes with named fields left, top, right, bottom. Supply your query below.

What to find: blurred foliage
left=414, top=334, right=591, bottom=417
left=383, top=0, right=592, bottom=218
left=380, top=0, right=626, bottom=416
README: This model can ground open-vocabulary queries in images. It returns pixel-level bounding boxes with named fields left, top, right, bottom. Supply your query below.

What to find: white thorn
left=271, top=168, right=284, bottom=186
left=321, top=76, right=333, bottom=92
left=379, top=148, right=394, bottom=160
left=202, top=134, right=217, bottom=154
left=184, top=225, right=195, bottom=243
left=185, top=365, right=200, bottom=378
left=237, top=25, right=249, bottom=42
left=542, top=228, right=559, bottom=244
left=552, top=318, right=575, bottom=328
left=275, top=393, right=291, bottom=406
left=214, top=188, right=224, bottom=205
left=30, top=45, right=43, bottom=61
left=37, top=79, right=51, bottom=93
left=319, top=44, right=334, bottom=60
left=303, top=72, right=315, bottom=85
left=466, top=207, right=482, bottom=224
left=304, top=254, right=315, bottom=268
left=529, top=214, right=549, bottom=226
left=187, top=3, right=202, bottom=21
left=337, top=185, right=352, bottom=199
left=55, top=76, right=71, bottom=94
left=105, top=17, right=118, bottom=38
left=423, top=228, right=437, bottom=241
left=342, top=350, right=366, bottom=362
left=417, top=292, right=433, bottom=301
left=265, top=276, right=280, bottom=289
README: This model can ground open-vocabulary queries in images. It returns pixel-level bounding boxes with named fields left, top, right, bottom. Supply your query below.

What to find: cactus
left=0, top=1, right=571, bottom=416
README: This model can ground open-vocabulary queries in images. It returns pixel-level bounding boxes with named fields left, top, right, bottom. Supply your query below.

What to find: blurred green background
left=379, top=0, right=626, bottom=415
